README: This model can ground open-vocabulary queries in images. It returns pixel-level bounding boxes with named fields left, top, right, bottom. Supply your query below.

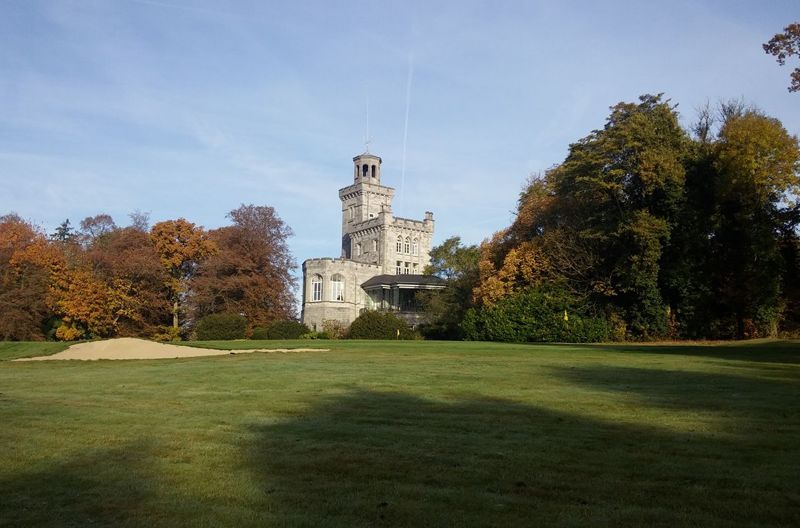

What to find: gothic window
left=404, top=237, right=410, bottom=254
left=355, top=243, right=362, bottom=257
left=412, top=238, right=418, bottom=256
left=403, top=262, right=410, bottom=274
left=396, top=235, right=403, bottom=253
left=331, top=274, right=344, bottom=302
left=396, top=261, right=402, bottom=275
left=311, top=274, right=323, bottom=302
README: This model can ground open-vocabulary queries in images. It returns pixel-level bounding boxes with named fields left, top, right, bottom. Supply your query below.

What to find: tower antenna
left=400, top=53, right=414, bottom=213
left=364, top=97, right=371, bottom=153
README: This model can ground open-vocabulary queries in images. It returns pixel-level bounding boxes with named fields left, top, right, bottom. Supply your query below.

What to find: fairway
left=1, top=340, right=798, bottom=527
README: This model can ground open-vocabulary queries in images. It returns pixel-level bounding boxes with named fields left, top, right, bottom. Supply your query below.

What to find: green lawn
left=0, top=339, right=798, bottom=527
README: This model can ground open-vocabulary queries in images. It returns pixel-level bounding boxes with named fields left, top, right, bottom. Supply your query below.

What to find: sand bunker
left=15, top=338, right=328, bottom=361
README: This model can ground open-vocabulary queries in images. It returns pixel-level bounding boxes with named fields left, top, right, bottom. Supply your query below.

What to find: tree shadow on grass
left=551, top=365, right=800, bottom=418
left=244, top=389, right=798, bottom=528
left=551, top=340, right=800, bottom=365
left=0, top=442, right=156, bottom=528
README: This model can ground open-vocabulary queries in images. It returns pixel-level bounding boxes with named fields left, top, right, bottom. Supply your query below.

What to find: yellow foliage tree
left=149, top=219, right=217, bottom=330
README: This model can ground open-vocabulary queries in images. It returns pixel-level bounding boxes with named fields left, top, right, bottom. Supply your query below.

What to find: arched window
left=362, top=165, right=368, bottom=178
left=331, top=274, right=344, bottom=302
left=355, top=243, right=362, bottom=256
left=311, top=274, right=323, bottom=302
left=412, top=238, right=419, bottom=256
left=396, top=235, right=403, bottom=253
left=371, top=165, right=376, bottom=178
left=404, top=237, right=410, bottom=254
left=372, top=239, right=378, bottom=252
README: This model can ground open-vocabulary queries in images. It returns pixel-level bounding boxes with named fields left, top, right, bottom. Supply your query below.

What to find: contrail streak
left=399, top=54, right=414, bottom=213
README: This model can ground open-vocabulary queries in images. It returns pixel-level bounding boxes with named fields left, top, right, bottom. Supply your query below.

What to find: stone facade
left=301, top=152, right=440, bottom=331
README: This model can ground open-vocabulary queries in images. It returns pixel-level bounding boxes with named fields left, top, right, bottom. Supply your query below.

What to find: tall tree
left=79, top=214, right=117, bottom=246
left=50, top=219, right=77, bottom=244
left=419, top=236, right=480, bottom=339
left=190, top=205, right=296, bottom=329
left=764, top=23, right=800, bottom=92
left=0, top=215, right=58, bottom=340
left=150, top=219, right=217, bottom=331
left=128, top=210, right=150, bottom=232
left=708, top=110, right=800, bottom=337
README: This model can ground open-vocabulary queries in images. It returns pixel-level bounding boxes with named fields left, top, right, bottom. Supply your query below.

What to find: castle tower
left=339, top=153, right=394, bottom=258
left=301, top=151, right=444, bottom=331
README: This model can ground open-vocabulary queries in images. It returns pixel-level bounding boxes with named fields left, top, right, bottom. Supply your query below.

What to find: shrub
left=262, top=320, right=310, bottom=339
left=322, top=319, right=348, bottom=339
left=152, top=325, right=182, bottom=342
left=55, top=322, right=84, bottom=341
left=462, top=288, right=613, bottom=343
left=250, top=326, right=269, bottom=340
left=347, top=311, right=416, bottom=340
left=300, top=331, right=330, bottom=340
left=195, top=313, right=247, bottom=340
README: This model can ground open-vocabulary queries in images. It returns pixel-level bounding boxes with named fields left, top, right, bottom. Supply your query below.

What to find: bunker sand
left=14, top=338, right=328, bottom=361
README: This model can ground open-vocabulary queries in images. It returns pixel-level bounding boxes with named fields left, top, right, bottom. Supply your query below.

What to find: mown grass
left=0, top=341, right=70, bottom=361
left=0, top=339, right=798, bottom=527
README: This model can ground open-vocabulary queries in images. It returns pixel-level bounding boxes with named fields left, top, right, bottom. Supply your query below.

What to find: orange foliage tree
left=85, top=226, right=171, bottom=337
left=150, top=219, right=217, bottom=331
left=190, top=205, right=296, bottom=329
left=0, top=215, right=62, bottom=340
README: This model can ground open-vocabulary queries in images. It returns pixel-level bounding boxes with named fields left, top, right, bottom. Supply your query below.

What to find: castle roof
left=361, top=274, right=446, bottom=291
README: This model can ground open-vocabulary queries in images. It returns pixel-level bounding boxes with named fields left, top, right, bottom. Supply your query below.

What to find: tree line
left=422, top=95, right=800, bottom=341
left=0, top=204, right=296, bottom=341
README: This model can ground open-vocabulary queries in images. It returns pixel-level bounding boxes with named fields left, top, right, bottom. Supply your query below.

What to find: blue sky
left=2, top=1, right=799, bottom=275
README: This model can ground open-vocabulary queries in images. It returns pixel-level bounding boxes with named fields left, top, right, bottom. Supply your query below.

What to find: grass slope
left=0, top=341, right=70, bottom=361
left=0, top=339, right=798, bottom=527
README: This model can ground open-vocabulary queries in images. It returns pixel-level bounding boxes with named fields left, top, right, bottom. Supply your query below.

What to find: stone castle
left=301, top=152, right=444, bottom=330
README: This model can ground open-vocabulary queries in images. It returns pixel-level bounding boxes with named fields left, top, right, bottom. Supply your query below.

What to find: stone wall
left=301, top=258, right=382, bottom=331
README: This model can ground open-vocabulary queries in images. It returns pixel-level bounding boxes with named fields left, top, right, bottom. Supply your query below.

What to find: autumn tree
left=190, top=205, right=296, bottom=329
left=0, top=215, right=60, bottom=340
left=150, top=219, right=217, bottom=331
left=128, top=210, right=150, bottom=232
left=48, top=269, right=119, bottom=339
left=764, top=23, right=800, bottom=92
left=79, top=214, right=117, bottom=246
left=84, top=226, right=171, bottom=336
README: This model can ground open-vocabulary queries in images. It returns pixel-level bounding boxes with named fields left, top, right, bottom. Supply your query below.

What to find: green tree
left=418, top=236, right=479, bottom=339
left=709, top=110, right=799, bottom=337
left=548, top=94, right=689, bottom=337
left=50, top=219, right=77, bottom=244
